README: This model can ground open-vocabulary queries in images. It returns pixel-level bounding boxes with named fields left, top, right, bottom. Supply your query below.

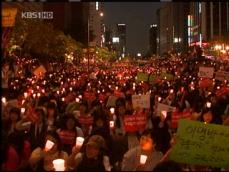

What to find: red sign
left=171, top=109, right=191, bottom=129
left=216, top=86, right=229, bottom=97
left=124, top=111, right=146, bottom=132
left=199, top=78, right=213, bottom=88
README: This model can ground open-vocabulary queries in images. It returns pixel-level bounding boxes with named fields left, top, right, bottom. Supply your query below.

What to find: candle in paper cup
left=78, top=95, right=82, bottom=99
left=2, top=97, right=7, bottom=105
left=21, top=108, right=26, bottom=114
left=45, top=140, right=55, bottom=151
left=24, top=92, right=28, bottom=98
left=75, top=98, right=80, bottom=103
left=140, top=155, right=147, bottom=165
left=161, top=111, right=167, bottom=118
left=158, top=97, right=161, bottom=102
left=206, top=102, right=211, bottom=108
left=76, top=137, right=84, bottom=147
left=110, top=108, right=115, bottom=114
left=110, top=121, right=114, bottom=128
left=53, top=159, right=65, bottom=171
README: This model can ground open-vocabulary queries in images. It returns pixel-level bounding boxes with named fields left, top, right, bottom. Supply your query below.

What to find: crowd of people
left=1, top=49, right=229, bottom=171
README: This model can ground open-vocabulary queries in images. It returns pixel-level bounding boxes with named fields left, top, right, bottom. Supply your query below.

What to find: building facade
left=149, top=24, right=158, bottom=55
left=116, top=23, right=127, bottom=57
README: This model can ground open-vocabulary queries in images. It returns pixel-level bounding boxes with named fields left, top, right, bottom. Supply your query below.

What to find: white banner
left=198, top=67, right=214, bottom=78
left=215, top=71, right=229, bottom=81
left=157, top=103, right=176, bottom=116
left=132, top=94, right=150, bottom=109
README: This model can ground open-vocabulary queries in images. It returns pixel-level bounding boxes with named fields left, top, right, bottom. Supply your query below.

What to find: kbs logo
left=21, top=11, right=53, bottom=19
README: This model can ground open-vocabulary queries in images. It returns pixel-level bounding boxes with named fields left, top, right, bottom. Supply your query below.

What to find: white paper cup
left=161, top=111, right=167, bottom=118
left=76, top=137, right=84, bottom=147
left=110, top=108, right=115, bottom=114
left=206, top=102, right=211, bottom=108
left=75, top=98, right=80, bottom=103
left=110, top=121, right=114, bottom=128
left=45, top=140, right=55, bottom=151
left=21, top=108, right=26, bottom=114
left=140, top=155, right=147, bottom=165
left=22, top=121, right=32, bottom=127
left=53, top=159, right=65, bottom=171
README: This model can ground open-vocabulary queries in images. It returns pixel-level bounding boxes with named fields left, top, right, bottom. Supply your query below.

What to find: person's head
left=64, top=115, right=77, bottom=130
left=153, top=160, right=182, bottom=172
left=201, top=108, right=214, bottom=123
left=44, top=131, right=62, bottom=153
left=140, top=129, right=155, bottom=151
left=47, top=101, right=57, bottom=118
left=9, top=107, right=21, bottom=123
left=85, top=135, right=105, bottom=159
left=79, top=101, right=88, bottom=115
left=35, top=107, right=46, bottom=124
left=115, top=98, right=126, bottom=116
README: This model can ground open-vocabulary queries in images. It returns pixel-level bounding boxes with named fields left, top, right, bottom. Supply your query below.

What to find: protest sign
left=33, top=65, right=47, bottom=77
left=132, top=94, right=150, bottom=109
left=169, top=119, right=229, bottom=168
left=149, top=74, right=157, bottom=84
left=160, top=73, right=174, bottom=81
left=124, top=111, right=146, bottom=132
left=157, top=103, right=176, bottom=116
left=215, top=71, right=229, bottom=81
left=136, top=72, right=148, bottom=82
left=199, top=78, right=213, bottom=88
left=198, top=67, right=214, bottom=78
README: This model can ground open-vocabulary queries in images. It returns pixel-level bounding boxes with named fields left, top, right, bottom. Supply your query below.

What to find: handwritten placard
left=124, top=112, right=146, bottom=132
left=157, top=103, right=176, bottom=116
left=132, top=94, right=150, bottom=109
left=215, top=71, right=229, bottom=82
left=169, top=119, right=229, bottom=168
left=198, top=67, right=214, bottom=78
left=136, top=72, right=149, bottom=82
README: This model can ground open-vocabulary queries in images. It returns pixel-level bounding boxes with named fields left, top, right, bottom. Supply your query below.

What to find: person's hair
left=9, top=107, right=21, bottom=118
left=60, top=114, right=79, bottom=130
left=153, top=160, right=182, bottom=172
left=35, top=107, right=46, bottom=123
left=200, top=107, right=214, bottom=122
left=80, top=100, right=89, bottom=113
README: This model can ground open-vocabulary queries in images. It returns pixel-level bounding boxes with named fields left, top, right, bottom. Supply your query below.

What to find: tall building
left=189, top=2, right=229, bottom=46
left=43, top=2, right=89, bottom=45
left=104, top=25, right=112, bottom=51
left=88, top=2, right=104, bottom=47
left=149, top=24, right=158, bottom=55
left=158, top=2, right=189, bottom=55
left=116, top=23, right=126, bottom=57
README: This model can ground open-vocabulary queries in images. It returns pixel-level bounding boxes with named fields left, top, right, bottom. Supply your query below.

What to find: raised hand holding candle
left=140, top=155, right=147, bottom=165
left=76, top=137, right=84, bottom=147
left=53, top=159, right=65, bottom=171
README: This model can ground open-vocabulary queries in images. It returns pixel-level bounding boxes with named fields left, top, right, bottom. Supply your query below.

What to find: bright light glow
left=118, top=24, right=126, bottom=26
left=112, top=37, right=119, bottom=43
left=96, top=2, right=99, bottom=10
left=137, top=53, right=141, bottom=57
left=226, top=46, right=229, bottom=50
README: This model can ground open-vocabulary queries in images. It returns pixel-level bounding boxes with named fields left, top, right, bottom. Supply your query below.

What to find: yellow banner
left=2, top=8, right=17, bottom=27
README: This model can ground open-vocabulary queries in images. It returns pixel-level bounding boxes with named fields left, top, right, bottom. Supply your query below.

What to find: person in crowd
left=200, top=108, right=215, bottom=124
left=3, top=107, right=21, bottom=136
left=57, top=114, right=83, bottom=154
left=46, top=101, right=59, bottom=132
left=28, top=131, right=68, bottom=171
left=2, top=131, right=31, bottom=171
left=68, top=135, right=112, bottom=171
left=121, top=129, right=163, bottom=171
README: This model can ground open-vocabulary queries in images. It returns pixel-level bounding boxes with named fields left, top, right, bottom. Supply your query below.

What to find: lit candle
left=158, top=97, right=161, bottom=102
left=110, top=121, right=114, bottom=128
left=69, top=87, right=73, bottom=91
left=78, top=95, right=82, bottom=99
left=140, top=155, right=147, bottom=165
left=37, top=93, right=41, bottom=97
left=45, top=140, right=55, bottom=152
left=170, top=89, right=174, bottom=94
left=110, top=108, right=115, bottom=114
left=76, top=137, right=84, bottom=147
left=97, top=90, right=100, bottom=94
left=57, top=91, right=60, bottom=95
left=161, top=111, right=167, bottom=118
left=61, top=98, right=65, bottom=102
left=115, top=86, right=118, bottom=90
left=53, top=159, right=65, bottom=171
left=24, top=92, right=28, bottom=98
left=206, top=102, right=211, bottom=108
left=33, top=94, right=36, bottom=98
left=75, top=98, right=80, bottom=103
left=2, top=97, right=7, bottom=105
left=21, top=107, right=25, bottom=114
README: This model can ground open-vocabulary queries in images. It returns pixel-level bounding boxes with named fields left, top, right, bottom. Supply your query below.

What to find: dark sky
left=104, top=2, right=164, bottom=56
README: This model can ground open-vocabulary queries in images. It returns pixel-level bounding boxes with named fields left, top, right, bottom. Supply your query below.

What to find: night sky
left=104, top=2, right=164, bottom=56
